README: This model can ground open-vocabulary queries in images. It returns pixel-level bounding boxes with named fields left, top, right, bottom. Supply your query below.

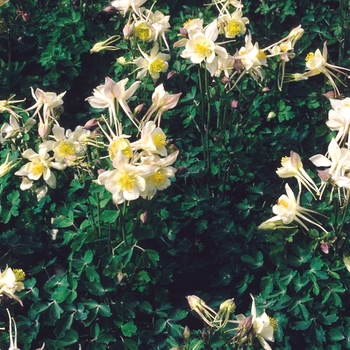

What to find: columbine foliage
left=1, top=0, right=350, bottom=349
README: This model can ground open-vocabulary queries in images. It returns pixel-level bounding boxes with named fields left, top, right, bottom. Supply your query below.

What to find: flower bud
left=320, top=242, right=329, bottom=254
left=262, top=86, right=270, bottom=93
left=231, top=100, right=239, bottom=109
left=176, top=166, right=188, bottom=175
left=140, top=212, right=148, bottom=224
left=219, top=298, right=236, bottom=314
left=84, top=118, right=98, bottom=130
left=38, top=122, right=51, bottom=140
left=267, top=111, right=276, bottom=120
left=134, top=104, right=144, bottom=115
left=221, top=76, right=230, bottom=84
left=344, top=254, right=350, bottom=272
left=179, top=27, right=188, bottom=37
left=322, top=90, right=335, bottom=99
left=167, top=71, right=176, bottom=80
left=183, top=326, right=191, bottom=340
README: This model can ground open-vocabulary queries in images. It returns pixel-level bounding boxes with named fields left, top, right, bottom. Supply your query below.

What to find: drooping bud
left=320, top=242, right=329, bottom=254
left=84, top=118, right=98, bottom=130
left=183, top=326, right=191, bottom=340
left=140, top=211, right=148, bottom=224
left=179, top=27, right=188, bottom=37
left=38, top=122, right=51, bottom=140
left=231, top=100, right=239, bottom=109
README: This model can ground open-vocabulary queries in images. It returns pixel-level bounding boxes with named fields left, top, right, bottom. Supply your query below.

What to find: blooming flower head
left=133, top=43, right=170, bottom=82
left=302, top=42, right=350, bottom=96
left=86, top=77, right=141, bottom=128
left=141, top=84, right=182, bottom=126
left=250, top=295, right=275, bottom=350
left=110, top=0, right=147, bottom=16
left=326, top=97, right=350, bottom=147
left=218, top=8, right=249, bottom=38
left=97, top=151, right=153, bottom=204
left=26, top=88, right=66, bottom=124
left=15, top=147, right=66, bottom=189
left=90, top=35, right=120, bottom=53
left=0, top=266, right=25, bottom=306
left=276, top=150, right=319, bottom=198
left=40, top=124, right=86, bottom=165
left=180, top=19, right=228, bottom=76
left=145, top=9, right=171, bottom=50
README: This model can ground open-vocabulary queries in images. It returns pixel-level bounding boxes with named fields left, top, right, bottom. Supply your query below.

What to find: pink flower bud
left=234, top=59, right=242, bottom=73
left=183, top=326, right=190, bottom=339
left=262, top=86, right=270, bottom=93
left=179, top=27, right=188, bottom=37
left=38, top=122, right=51, bottom=140
left=167, top=71, right=176, bottom=80
left=123, top=24, right=134, bottom=38
left=140, top=212, right=148, bottom=224
left=134, top=104, right=144, bottom=115
left=221, top=76, right=230, bottom=83
left=322, top=91, right=336, bottom=99
left=231, top=100, right=238, bottom=109
left=320, top=242, right=329, bottom=254
left=84, top=118, right=98, bottom=130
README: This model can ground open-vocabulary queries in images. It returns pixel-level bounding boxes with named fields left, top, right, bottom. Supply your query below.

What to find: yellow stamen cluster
left=257, top=50, right=267, bottom=60
left=13, top=269, right=25, bottom=282
left=305, top=52, right=314, bottom=63
left=226, top=20, right=241, bottom=37
left=152, top=133, right=167, bottom=148
left=32, top=162, right=44, bottom=176
left=118, top=173, right=136, bottom=190
left=150, top=171, right=166, bottom=186
left=183, top=19, right=194, bottom=27
left=268, top=316, right=278, bottom=331
left=134, top=23, right=152, bottom=41
left=194, top=42, right=211, bottom=56
left=277, top=198, right=289, bottom=208
left=57, top=142, right=75, bottom=158
left=150, top=59, right=167, bottom=73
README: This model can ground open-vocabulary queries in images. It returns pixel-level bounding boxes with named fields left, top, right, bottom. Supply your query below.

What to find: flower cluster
left=186, top=294, right=276, bottom=350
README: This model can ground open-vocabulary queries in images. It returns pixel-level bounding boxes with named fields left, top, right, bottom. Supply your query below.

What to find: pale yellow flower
left=90, top=35, right=120, bottom=53
left=0, top=266, right=25, bottom=306
left=133, top=43, right=170, bottom=82
left=218, top=8, right=249, bottom=38
left=110, top=0, right=147, bottom=16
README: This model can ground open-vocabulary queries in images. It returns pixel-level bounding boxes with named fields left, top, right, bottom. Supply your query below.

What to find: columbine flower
left=40, top=124, right=86, bottom=165
left=0, top=266, right=25, bottom=306
left=180, top=19, right=228, bottom=76
left=15, top=147, right=66, bottom=189
left=26, top=88, right=66, bottom=124
left=140, top=151, right=179, bottom=199
left=97, top=150, right=153, bottom=204
left=133, top=43, right=170, bottom=82
left=326, top=97, right=350, bottom=147
left=217, top=8, right=249, bottom=38
left=250, top=295, right=275, bottom=350
left=302, top=42, right=350, bottom=96
left=90, top=34, right=120, bottom=53
left=173, top=18, right=204, bottom=48
left=131, top=121, right=168, bottom=156
left=186, top=295, right=217, bottom=327
left=310, top=138, right=350, bottom=198
left=0, top=95, right=27, bottom=120
left=7, top=309, right=20, bottom=350
left=141, top=84, right=182, bottom=126
left=86, top=77, right=141, bottom=128
left=259, top=183, right=327, bottom=232
left=110, top=0, right=147, bottom=16
left=276, top=151, right=319, bottom=198
left=145, top=9, right=171, bottom=50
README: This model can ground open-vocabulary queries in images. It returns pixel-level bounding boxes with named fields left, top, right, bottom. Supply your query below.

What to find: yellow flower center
left=280, top=43, right=289, bottom=53
left=184, top=19, right=194, bottom=27
left=118, top=172, right=136, bottom=191
left=281, top=156, right=288, bottom=163
left=150, top=58, right=167, bottom=73
left=257, top=50, right=267, bottom=60
left=57, top=142, right=75, bottom=159
left=134, top=23, right=152, bottom=41
left=152, top=133, right=167, bottom=148
left=194, top=41, right=211, bottom=56
left=32, top=162, right=44, bottom=176
left=150, top=170, right=166, bottom=186
left=277, top=198, right=289, bottom=208
left=226, top=20, right=241, bottom=37
left=13, top=269, right=25, bottom=282
left=268, top=316, right=278, bottom=331
left=305, top=52, right=314, bottom=63
left=109, top=138, right=132, bottom=160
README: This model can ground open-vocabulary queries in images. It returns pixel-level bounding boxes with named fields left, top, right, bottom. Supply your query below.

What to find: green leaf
left=121, top=321, right=137, bottom=337
left=100, top=210, right=119, bottom=223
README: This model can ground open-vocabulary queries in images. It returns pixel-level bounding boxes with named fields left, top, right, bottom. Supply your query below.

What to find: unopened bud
left=262, top=86, right=270, bottom=93
left=320, top=242, right=329, bottom=254
left=344, top=254, right=350, bottom=272
left=183, top=326, right=190, bottom=340
left=84, top=118, right=98, bottom=130
left=167, top=71, right=176, bottom=80
left=221, top=76, right=230, bottom=84
left=322, top=90, right=336, bottom=99
left=176, top=166, right=188, bottom=175
left=123, top=24, right=134, bottom=38
left=134, top=104, right=144, bottom=115
left=38, top=122, right=51, bottom=139
left=103, top=6, right=117, bottom=15
left=140, top=212, right=148, bottom=224
left=179, top=27, right=188, bottom=37
left=267, top=111, right=276, bottom=120
left=117, top=56, right=128, bottom=65
left=234, top=59, right=242, bottom=73
left=219, top=298, right=235, bottom=314
left=231, top=100, right=238, bottom=109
